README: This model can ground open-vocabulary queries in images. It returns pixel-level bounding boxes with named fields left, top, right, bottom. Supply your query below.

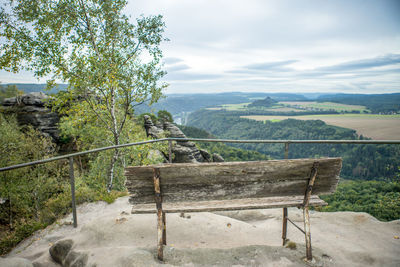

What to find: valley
left=241, top=114, right=400, bottom=140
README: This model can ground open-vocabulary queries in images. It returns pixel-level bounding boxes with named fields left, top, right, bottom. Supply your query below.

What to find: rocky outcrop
left=143, top=115, right=224, bottom=163
left=1, top=92, right=60, bottom=142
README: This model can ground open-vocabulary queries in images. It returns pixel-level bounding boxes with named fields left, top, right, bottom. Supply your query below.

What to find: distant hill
left=248, top=97, right=277, bottom=108
left=134, top=92, right=308, bottom=123
left=2, top=83, right=67, bottom=94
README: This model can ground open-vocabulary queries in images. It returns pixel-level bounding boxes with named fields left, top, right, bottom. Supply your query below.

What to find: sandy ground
left=2, top=196, right=400, bottom=266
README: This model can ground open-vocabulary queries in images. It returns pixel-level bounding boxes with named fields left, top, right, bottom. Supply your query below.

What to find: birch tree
left=0, top=0, right=168, bottom=191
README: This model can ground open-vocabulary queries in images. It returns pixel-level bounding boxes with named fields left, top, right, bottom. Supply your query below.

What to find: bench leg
left=162, top=211, right=166, bottom=245
left=153, top=168, right=164, bottom=261
left=157, top=210, right=164, bottom=261
left=282, top=208, right=288, bottom=246
left=303, top=206, right=312, bottom=261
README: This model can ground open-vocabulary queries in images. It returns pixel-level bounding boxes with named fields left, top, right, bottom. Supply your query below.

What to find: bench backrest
left=125, top=158, right=342, bottom=204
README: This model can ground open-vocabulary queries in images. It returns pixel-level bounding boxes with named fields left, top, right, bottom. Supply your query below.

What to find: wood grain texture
left=126, top=158, right=342, bottom=204
left=131, top=195, right=327, bottom=214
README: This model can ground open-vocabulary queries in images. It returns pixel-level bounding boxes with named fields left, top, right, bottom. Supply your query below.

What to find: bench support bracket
left=153, top=168, right=165, bottom=261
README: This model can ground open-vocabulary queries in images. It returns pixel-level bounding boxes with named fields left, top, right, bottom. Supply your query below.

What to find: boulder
left=212, top=153, right=225, bottom=162
left=1, top=92, right=60, bottom=142
left=49, top=239, right=89, bottom=267
left=49, top=239, right=73, bottom=265
left=64, top=251, right=88, bottom=267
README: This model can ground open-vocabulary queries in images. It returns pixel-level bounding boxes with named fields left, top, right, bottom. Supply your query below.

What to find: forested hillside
left=317, top=93, right=400, bottom=113
left=178, top=125, right=270, bottom=161
left=2, top=84, right=66, bottom=94
left=319, top=180, right=400, bottom=221
left=134, top=92, right=308, bottom=117
left=187, top=109, right=400, bottom=180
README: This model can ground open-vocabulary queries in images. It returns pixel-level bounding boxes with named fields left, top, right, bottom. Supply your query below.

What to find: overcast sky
left=1, top=0, right=400, bottom=94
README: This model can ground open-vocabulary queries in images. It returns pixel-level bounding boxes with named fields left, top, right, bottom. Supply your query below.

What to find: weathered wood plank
left=125, top=158, right=341, bottom=186
left=126, top=158, right=341, bottom=204
left=131, top=195, right=327, bottom=214
left=128, top=179, right=338, bottom=204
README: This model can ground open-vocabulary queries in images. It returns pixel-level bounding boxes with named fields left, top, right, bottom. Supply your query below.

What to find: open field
left=241, top=114, right=400, bottom=140
left=281, top=101, right=368, bottom=112
left=206, top=102, right=303, bottom=112
left=206, top=101, right=367, bottom=113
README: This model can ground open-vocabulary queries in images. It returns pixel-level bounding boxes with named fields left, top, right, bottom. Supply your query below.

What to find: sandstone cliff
left=143, top=115, right=224, bottom=163
left=1, top=92, right=60, bottom=142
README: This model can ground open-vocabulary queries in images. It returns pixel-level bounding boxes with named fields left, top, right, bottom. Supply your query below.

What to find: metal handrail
left=1, top=138, right=400, bottom=172
left=0, top=138, right=169, bottom=172
left=1, top=137, right=400, bottom=227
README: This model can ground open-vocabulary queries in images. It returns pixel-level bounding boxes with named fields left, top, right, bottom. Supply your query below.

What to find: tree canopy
left=0, top=0, right=168, bottom=190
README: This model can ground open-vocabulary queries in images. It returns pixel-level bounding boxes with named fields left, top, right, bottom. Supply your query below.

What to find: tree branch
left=78, top=0, right=102, bottom=62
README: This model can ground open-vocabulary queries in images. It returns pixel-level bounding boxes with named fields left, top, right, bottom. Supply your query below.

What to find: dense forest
left=187, top=109, right=400, bottom=181
left=178, top=125, right=270, bottom=161
left=318, top=180, right=400, bottom=221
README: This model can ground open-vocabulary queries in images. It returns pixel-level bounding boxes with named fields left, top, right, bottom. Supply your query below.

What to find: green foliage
left=0, top=115, right=68, bottom=254
left=286, top=241, right=297, bottom=250
left=187, top=110, right=400, bottom=180
left=0, top=84, right=23, bottom=102
left=318, top=180, right=400, bottom=221
left=157, top=110, right=173, bottom=123
left=58, top=100, right=167, bottom=191
left=1, top=0, right=168, bottom=190
left=0, top=114, right=140, bottom=255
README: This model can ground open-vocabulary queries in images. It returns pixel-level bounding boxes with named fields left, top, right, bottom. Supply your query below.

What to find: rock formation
left=143, top=115, right=224, bottom=163
left=1, top=92, right=60, bottom=142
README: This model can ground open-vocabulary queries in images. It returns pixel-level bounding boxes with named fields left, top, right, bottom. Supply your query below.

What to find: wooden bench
left=125, top=158, right=342, bottom=261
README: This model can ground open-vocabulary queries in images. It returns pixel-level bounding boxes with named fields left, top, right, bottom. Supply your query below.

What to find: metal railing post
left=69, top=157, right=77, bottom=228
left=168, top=140, right=173, bottom=163
left=284, top=142, right=290, bottom=159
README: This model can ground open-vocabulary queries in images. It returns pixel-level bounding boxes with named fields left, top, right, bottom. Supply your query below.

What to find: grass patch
left=286, top=241, right=297, bottom=250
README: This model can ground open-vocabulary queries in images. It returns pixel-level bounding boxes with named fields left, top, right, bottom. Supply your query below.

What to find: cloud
left=163, top=57, right=184, bottom=65
left=317, top=54, right=400, bottom=72
left=226, top=60, right=298, bottom=75
left=166, top=64, right=191, bottom=72
left=165, top=72, right=223, bottom=81
left=242, top=60, right=298, bottom=70
left=3, top=0, right=400, bottom=94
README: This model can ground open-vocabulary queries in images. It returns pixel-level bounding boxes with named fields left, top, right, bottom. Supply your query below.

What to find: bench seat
left=131, top=195, right=327, bottom=214
left=125, top=158, right=341, bottom=261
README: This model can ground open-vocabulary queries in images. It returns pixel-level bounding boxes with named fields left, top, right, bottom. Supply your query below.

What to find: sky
left=1, top=0, right=400, bottom=94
